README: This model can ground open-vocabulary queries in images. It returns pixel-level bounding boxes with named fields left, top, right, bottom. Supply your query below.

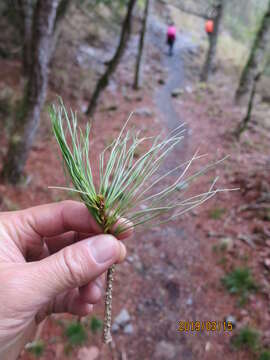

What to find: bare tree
left=235, top=0, right=270, bottom=105
left=86, top=0, right=137, bottom=116
left=234, top=71, right=262, bottom=138
left=18, top=0, right=34, bottom=76
left=18, top=0, right=70, bottom=75
left=50, top=0, right=71, bottom=58
left=200, top=0, right=224, bottom=82
left=1, top=0, right=60, bottom=184
left=133, top=0, right=151, bottom=89
left=174, top=0, right=224, bottom=82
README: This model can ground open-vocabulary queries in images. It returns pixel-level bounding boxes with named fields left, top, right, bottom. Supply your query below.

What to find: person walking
left=205, top=19, right=214, bottom=37
left=167, top=23, right=176, bottom=56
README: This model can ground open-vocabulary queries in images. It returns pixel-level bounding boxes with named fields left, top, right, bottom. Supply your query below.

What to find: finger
left=79, top=276, right=104, bottom=304
left=45, top=217, right=133, bottom=254
left=112, top=218, right=134, bottom=240
left=21, top=200, right=102, bottom=237
left=54, top=290, right=94, bottom=316
left=61, top=298, right=93, bottom=317
left=45, top=231, right=94, bottom=254
left=7, top=201, right=101, bottom=257
left=25, top=234, right=126, bottom=300
left=26, top=243, right=50, bottom=261
left=36, top=290, right=94, bottom=322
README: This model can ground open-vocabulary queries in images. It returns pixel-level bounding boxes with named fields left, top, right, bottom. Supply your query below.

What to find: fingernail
left=112, top=218, right=133, bottom=240
left=117, top=241, right=127, bottom=263
left=90, top=235, right=118, bottom=264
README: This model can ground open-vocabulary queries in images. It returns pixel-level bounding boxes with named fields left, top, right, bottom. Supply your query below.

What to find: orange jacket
left=205, top=20, right=214, bottom=34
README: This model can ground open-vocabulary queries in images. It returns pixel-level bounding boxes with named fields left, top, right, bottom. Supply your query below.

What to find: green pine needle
left=49, top=100, right=231, bottom=235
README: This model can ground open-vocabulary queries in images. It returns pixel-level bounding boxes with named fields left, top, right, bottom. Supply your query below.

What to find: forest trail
left=150, top=16, right=197, bottom=167
left=121, top=18, right=248, bottom=360
left=116, top=18, right=213, bottom=360
left=152, top=22, right=194, bottom=130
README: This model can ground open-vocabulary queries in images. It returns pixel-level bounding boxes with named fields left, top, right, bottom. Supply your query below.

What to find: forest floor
left=0, top=3, right=270, bottom=360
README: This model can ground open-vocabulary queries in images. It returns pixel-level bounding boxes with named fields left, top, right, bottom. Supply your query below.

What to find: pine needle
left=49, top=99, right=236, bottom=344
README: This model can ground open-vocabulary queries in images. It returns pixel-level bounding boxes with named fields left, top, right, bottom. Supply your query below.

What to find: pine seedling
left=232, top=326, right=260, bottom=352
left=49, top=100, right=230, bottom=344
left=64, top=321, right=87, bottom=346
left=222, top=267, right=258, bottom=305
left=90, top=316, right=103, bottom=334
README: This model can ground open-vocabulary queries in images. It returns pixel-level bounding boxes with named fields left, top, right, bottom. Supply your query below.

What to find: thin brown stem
left=103, top=264, right=116, bottom=343
left=97, top=194, right=116, bottom=344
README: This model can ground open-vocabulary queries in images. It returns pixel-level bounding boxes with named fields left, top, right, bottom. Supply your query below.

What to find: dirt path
left=120, top=18, right=240, bottom=360
left=113, top=18, right=219, bottom=360
left=153, top=23, right=194, bottom=131
left=151, top=17, right=197, bottom=169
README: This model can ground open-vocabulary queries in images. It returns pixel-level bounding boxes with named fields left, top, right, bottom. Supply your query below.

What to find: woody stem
left=98, top=196, right=116, bottom=344
left=103, top=264, right=116, bottom=343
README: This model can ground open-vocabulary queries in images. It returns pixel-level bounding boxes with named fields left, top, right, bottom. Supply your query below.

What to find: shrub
left=222, top=267, right=257, bottom=303
left=65, top=321, right=87, bottom=346
left=232, top=326, right=260, bottom=352
left=90, top=316, right=103, bottom=334
left=260, top=350, right=270, bottom=360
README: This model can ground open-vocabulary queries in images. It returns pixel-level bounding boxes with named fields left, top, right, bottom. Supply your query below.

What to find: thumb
left=27, top=235, right=125, bottom=300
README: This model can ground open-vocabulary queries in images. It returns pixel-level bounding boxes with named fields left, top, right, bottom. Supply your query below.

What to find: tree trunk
left=234, top=72, right=262, bottom=138
left=49, top=0, right=71, bottom=60
left=133, top=0, right=150, bottom=90
left=18, top=0, right=34, bottom=76
left=235, top=0, right=270, bottom=105
left=1, top=0, right=59, bottom=184
left=86, top=0, right=137, bottom=116
left=200, top=0, right=224, bottom=82
left=55, top=0, right=70, bottom=25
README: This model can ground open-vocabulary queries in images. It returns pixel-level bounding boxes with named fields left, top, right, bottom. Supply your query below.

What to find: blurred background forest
left=0, top=0, right=270, bottom=359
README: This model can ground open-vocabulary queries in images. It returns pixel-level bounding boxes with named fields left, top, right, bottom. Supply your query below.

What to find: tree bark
left=86, top=0, right=137, bottom=116
left=200, top=0, right=224, bottom=82
left=55, top=0, right=70, bottom=25
left=234, top=72, right=262, bottom=138
left=235, top=0, right=270, bottom=105
left=49, top=0, right=71, bottom=60
left=133, top=0, right=150, bottom=90
left=1, top=0, right=59, bottom=184
left=18, top=0, right=34, bottom=76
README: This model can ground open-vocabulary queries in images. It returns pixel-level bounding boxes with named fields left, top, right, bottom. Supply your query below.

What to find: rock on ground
left=154, top=341, right=176, bottom=360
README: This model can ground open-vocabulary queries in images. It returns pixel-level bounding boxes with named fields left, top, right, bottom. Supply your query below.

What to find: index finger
left=21, top=200, right=102, bottom=237
left=5, top=201, right=132, bottom=259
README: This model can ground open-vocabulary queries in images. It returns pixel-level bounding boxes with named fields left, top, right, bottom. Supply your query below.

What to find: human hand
left=0, top=201, right=132, bottom=359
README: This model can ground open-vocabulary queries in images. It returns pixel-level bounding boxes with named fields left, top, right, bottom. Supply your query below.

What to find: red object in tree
left=205, top=20, right=214, bottom=34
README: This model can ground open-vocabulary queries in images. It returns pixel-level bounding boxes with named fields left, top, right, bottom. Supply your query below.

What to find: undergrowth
left=222, top=267, right=258, bottom=305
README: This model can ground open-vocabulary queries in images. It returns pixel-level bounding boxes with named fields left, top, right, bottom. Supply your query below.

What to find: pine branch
left=49, top=100, right=235, bottom=343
